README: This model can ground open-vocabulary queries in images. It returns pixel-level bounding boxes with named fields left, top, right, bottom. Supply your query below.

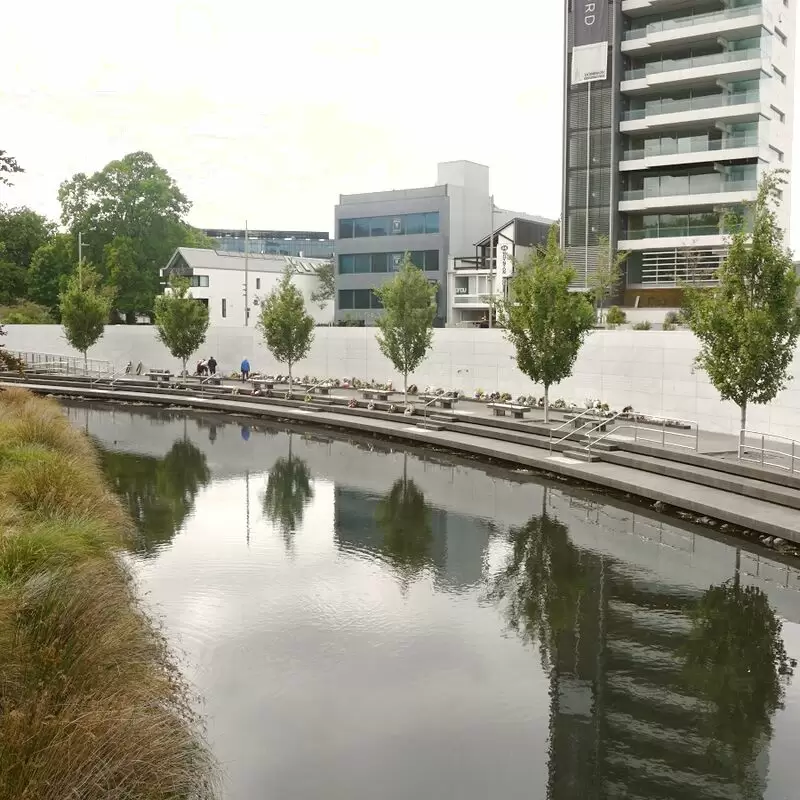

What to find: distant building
left=202, top=229, right=334, bottom=260
left=162, top=247, right=333, bottom=327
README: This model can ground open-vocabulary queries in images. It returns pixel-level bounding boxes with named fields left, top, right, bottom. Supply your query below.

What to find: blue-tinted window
left=370, top=217, right=390, bottom=236
left=409, top=251, right=425, bottom=269
left=339, top=219, right=354, bottom=239
left=339, top=254, right=354, bottom=274
left=370, top=291, right=384, bottom=309
left=354, top=218, right=370, bottom=237
left=425, top=250, right=440, bottom=271
left=425, top=212, right=440, bottom=234
left=405, top=214, right=425, bottom=235
left=371, top=253, right=388, bottom=272
left=390, top=253, right=404, bottom=271
left=354, top=254, right=371, bottom=274
left=339, top=290, right=353, bottom=309
left=390, top=217, right=404, bottom=235
left=353, top=289, right=371, bottom=309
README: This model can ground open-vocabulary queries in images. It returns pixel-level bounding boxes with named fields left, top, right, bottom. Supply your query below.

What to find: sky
left=2, top=0, right=799, bottom=243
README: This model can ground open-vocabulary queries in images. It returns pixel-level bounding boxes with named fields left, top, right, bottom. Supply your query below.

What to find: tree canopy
left=684, top=171, right=800, bottom=438
left=153, top=276, right=210, bottom=376
left=59, top=266, right=113, bottom=367
left=310, top=261, right=335, bottom=309
left=588, top=235, right=628, bottom=323
left=0, top=150, right=23, bottom=187
left=374, top=255, right=437, bottom=401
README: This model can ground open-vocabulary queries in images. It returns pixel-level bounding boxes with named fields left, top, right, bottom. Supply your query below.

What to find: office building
left=562, top=0, right=794, bottom=308
left=203, top=229, right=334, bottom=260
left=334, top=161, right=547, bottom=325
left=162, top=247, right=333, bottom=327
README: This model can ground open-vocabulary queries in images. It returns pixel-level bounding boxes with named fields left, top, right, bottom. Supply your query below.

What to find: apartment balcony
left=627, top=247, right=726, bottom=288
left=619, top=179, right=757, bottom=212
left=620, top=91, right=761, bottom=134
left=621, top=48, right=765, bottom=94
left=622, top=5, right=765, bottom=54
left=620, top=133, right=760, bottom=171
left=618, top=224, right=727, bottom=251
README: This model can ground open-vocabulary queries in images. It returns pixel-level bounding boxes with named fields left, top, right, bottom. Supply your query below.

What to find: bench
left=251, top=378, right=275, bottom=390
left=489, top=403, right=531, bottom=419
left=573, top=416, right=607, bottom=432
left=146, top=371, right=172, bottom=383
left=201, top=376, right=222, bottom=386
left=306, top=384, right=332, bottom=395
left=419, top=394, right=457, bottom=410
left=362, top=388, right=392, bottom=401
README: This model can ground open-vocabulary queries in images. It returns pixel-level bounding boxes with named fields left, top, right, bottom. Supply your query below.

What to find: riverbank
left=0, top=388, right=217, bottom=800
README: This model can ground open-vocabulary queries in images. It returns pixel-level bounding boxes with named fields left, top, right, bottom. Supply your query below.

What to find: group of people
left=195, top=357, right=218, bottom=377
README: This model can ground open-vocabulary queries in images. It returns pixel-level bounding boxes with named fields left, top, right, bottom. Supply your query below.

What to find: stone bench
left=251, top=378, right=275, bottom=390
left=146, top=371, right=172, bottom=382
left=419, top=394, right=457, bottom=410
left=489, top=403, right=531, bottom=419
left=201, top=375, right=222, bottom=386
left=361, top=389, right=393, bottom=401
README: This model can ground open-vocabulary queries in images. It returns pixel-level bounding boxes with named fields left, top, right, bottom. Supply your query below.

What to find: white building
left=162, top=248, right=333, bottom=327
left=562, top=0, right=795, bottom=309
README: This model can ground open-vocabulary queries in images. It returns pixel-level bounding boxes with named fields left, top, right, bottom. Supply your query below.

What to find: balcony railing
left=624, top=47, right=763, bottom=81
left=622, top=224, right=721, bottom=240
left=621, top=179, right=757, bottom=202
left=622, top=90, right=759, bottom=121
left=623, top=4, right=761, bottom=41
left=621, top=132, right=759, bottom=161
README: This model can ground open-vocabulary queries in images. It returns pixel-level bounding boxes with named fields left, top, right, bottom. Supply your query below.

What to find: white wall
left=6, top=325, right=800, bottom=439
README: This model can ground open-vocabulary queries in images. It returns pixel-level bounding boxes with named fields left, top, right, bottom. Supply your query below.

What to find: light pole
left=244, top=220, right=249, bottom=326
left=77, top=231, right=85, bottom=288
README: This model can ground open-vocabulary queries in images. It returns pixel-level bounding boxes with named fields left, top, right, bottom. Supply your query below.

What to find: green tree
left=59, top=266, right=112, bottom=369
left=496, top=226, right=595, bottom=422
left=0, top=324, right=23, bottom=371
left=58, top=151, right=202, bottom=320
left=374, top=254, right=437, bottom=402
left=0, top=206, right=56, bottom=270
left=0, top=150, right=23, bottom=187
left=684, top=172, right=800, bottom=443
left=0, top=300, right=54, bottom=324
left=153, top=276, right=210, bottom=378
left=0, top=258, right=27, bottom=305
left=588, top=235, right=628, bottom=324
left=256, top=270, right=314, bottom=388
left=310, top=261, right=335, bottom=308
left=104, top=235, right=152, bottom=319
left=27, top=233, right=76, bottom=317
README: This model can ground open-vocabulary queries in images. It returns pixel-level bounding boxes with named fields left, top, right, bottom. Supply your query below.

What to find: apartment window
left=353, top=289, right=371, bottom=309
left=369, top=217, right=390, bottom=236
left=371, top=252, right=388, bottom=273
left=338, top=212, right=441, bottom=240
left=425, top=250, right=440, bottom=272
left=354, top=254, right=371, bottom=274
left=405, top=213, right=425, bottom=235
left=188, top=275, right=209, bottom=287
left=339, top=219, right=354, bottom=239
left=769, top=145, right=785, bottom=163
left=775, top=27, right=787, bottom=46
left=771, top=104, right=786, bottom=122
left=339, top=289, right=386, bottom=311
left=775, top=66, right=787, bottom=84
left=255, top=277, right=261, bottom=290
left=221, top=298, right=227, bottom=318
left=354, top=218, right=370, bottom=237
left=338, top=290, right=352, bottom=310
left=425, top=212, right=440, bottom=233
left=339, top=254, right=354, bottom=274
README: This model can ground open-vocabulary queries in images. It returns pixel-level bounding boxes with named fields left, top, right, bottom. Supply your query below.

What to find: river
left=66, top=401, right=800, bottom=800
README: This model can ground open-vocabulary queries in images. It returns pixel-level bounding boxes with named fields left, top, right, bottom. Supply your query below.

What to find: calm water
left=67, top=402, right=800, bottom=800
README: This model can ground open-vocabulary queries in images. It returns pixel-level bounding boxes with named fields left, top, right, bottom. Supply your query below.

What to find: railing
left=624, top=47, right=763, bottom=81
left=586, top=415, right=700, bottom=456
left=622, top=224, right=721, bottom=241
left=621, top=133, right=760, bottom=160
left=739, top=430, right=799, bottom=474
left=621, top=178, right=757, bottom=202
left=621, top=90, right=759, bottom=121
left=549, top=408, right=611, bottom=453
left=10, top=351, right=113, bottom=377
left=623, top=4, right=761, bottom=41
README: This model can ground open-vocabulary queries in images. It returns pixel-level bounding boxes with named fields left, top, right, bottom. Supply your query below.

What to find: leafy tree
left=104, top=235, right=152, bottom=319
left=496, top=226, right=595, bottom=422
left=587, top=235, right=628, bottom=323
left=27, top=233, right=76, bottom=316
left=0, top=206, right=56, bottom=270
left=374, top=254, right=437, bottom=402
left=58, top=151, right=201, bottom=319
left=153, top=276, right=210, bottom=378
left=0, top=259, right=27, bottom=305
left=684, top=171, right=800, bottom=442
left=0, top=324, right=23, bottom=371
left=0, top=301, right=54, bottom=324
left=59, top=265, right=113, bottom=369
left=310, top=261, right=335, bottom=308
left=256, top=270, right=314, bottom=388
left=0, top=150, right=23, bottom=187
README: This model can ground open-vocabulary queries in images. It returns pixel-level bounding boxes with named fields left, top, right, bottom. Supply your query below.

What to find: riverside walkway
left=3, top=373, right=800, bottom=546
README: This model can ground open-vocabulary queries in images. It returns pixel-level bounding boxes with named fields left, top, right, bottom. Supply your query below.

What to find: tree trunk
left=182, top=358, right=187, bottom=382
left=404, top=369, right=408, bottom=405
left=738, top=401, right=747, bottom=456
left=288, top=361, right=293, bottom=393
left=544, top=384, right=550, bottom=424
left=83, top=351, right=88, bottom=374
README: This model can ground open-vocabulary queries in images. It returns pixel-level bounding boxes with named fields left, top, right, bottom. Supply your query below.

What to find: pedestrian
left=196, top=359, right=204, bottom=376
left=208, top=356, right=217, bottom=376
left=241, top=358, right=251, bottom=381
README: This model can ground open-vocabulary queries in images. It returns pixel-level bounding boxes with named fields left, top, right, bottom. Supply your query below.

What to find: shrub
left=664, top=310, right=680, bottom=326
left=606, top=306, right=627, bottom=327
left=633, top=321, right=652, bottom=331
left=0, top=301, right=55, bottom=325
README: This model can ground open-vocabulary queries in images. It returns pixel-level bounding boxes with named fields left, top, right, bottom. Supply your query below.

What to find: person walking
left=240, top=358, right=251, bottom=381
left=208, top=356, right=217, bottom=376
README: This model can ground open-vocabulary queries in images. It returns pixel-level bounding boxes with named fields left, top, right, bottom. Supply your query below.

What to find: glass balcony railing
left=621, top=133, right=759, bottom=161
left=621, top=224, right=722, bottom=240
left=624, top=47, right=763, bottom=81
left=621, top=90, right=759, bottom=121
left=623, top=5, right=762, bottom=42
left=621, top=178, right=757, bottom=202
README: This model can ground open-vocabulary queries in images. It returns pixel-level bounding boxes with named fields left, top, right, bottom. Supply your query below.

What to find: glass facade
left=204, top=229, right=334, bottom=259
left=338, top=251, right=439, bottom=274
left=338, top=289, right=384, bottom=310
left=338, top=212, right=439, bottom=239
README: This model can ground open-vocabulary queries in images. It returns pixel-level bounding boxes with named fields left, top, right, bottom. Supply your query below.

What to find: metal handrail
left=421, top=393, right=450, bottom=425
left=739, top=429, right=799, bottom=474
left=587, top=414, right=700, bottom=455
left=549, top=407, right=612, bottom=453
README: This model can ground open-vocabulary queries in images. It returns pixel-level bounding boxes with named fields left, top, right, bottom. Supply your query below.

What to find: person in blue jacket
left=240, top=358, right=251, bottom=380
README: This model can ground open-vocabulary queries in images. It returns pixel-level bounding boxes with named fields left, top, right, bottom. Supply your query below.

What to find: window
left=770, top=145, right=785, bottom=162
left=369, top=217, right=390, bottom=236
left=771, top=104, right=786, bottom=122
left=339, top=219, right=354, bottom=239
left=339, top=254, right=354, bottom=274
left=354, top=254, right=371, bottom=274
left=189, top=275, right=209, bottom=287
left=409, top=251, right=425, bottom=269
left=370, top=290, right=383, bottom=309
left=425, top=212, right=440, bottom=233
left=425, top=250, right=440, bottom=271
left=221, top=298, right=227, bottom=318
left=353, top=218, right=370, bottom=237
left=255, top=277, right=261, bottom=290
left=353, top=289, right=371, bottom=309
left=405, top=214, right=425, bottom=235
left=336, top=213, right=439, bottom=240
left=390, top=253, right=403, bottom=271
left=775, top=27, right=787, bottom=45
left=371, top=252, right=388, bottom=272
left=775, top=66, right=787, bottom=84
left=338, top=290, right=353, bottom=310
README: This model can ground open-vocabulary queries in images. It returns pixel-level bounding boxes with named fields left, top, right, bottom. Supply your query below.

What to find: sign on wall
left=571, top=0, right=609, bottom=84
left=496, top=242, right=512, bottom=277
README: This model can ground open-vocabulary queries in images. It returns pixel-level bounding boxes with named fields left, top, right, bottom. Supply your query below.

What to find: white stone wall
left=5, top=325, right=800, bottom=440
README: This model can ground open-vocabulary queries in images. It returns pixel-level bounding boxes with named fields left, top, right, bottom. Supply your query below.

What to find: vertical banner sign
left=571, top=0, right=609, bottom=84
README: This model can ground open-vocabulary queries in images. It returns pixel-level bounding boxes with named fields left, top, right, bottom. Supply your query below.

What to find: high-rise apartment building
left=563, top=0, right=795, bottom=307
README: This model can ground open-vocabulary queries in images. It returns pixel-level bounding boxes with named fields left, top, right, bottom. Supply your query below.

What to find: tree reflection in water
left=262, top=436, right=313, bottom=553
left=99, top=439, right=211, bottom=556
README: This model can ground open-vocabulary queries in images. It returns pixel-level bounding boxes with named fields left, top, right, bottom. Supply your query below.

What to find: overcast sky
left=2, top=0, right=799, bottom=244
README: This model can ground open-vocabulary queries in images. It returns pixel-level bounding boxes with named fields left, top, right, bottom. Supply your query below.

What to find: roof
left=474, top=216, right=555, bottom=248
left=163, top=248, right=331, bottom=275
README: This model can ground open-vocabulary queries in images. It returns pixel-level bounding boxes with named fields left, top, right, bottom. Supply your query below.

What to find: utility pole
left=244, top=220, right=249, bottom=326
left=78, top=232, right=84, bottom=288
